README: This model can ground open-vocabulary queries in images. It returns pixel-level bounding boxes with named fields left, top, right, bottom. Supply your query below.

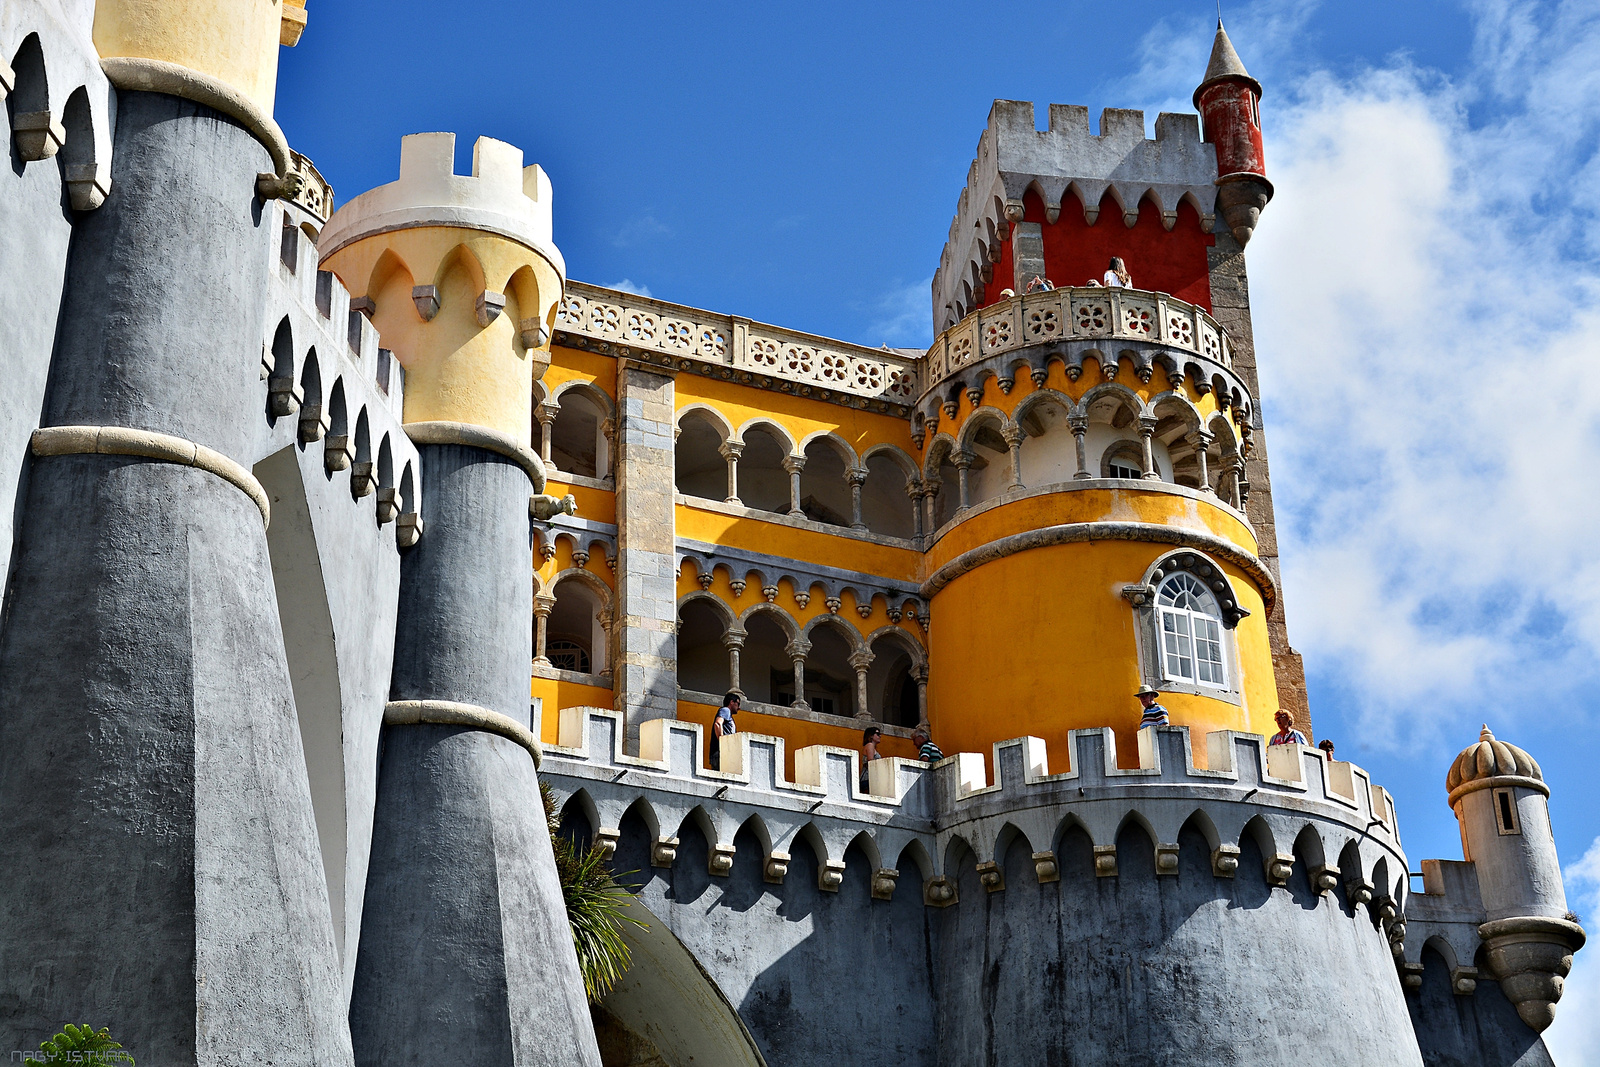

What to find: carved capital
left=781, top=455, right=806, bottom=475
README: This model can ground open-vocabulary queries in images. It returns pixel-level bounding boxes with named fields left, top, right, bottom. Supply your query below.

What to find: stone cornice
left=922, top=520, right=1276, bottom=612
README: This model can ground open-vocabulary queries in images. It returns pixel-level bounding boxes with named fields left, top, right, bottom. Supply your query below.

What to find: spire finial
left=1480, top=724, right=1494, bottom=741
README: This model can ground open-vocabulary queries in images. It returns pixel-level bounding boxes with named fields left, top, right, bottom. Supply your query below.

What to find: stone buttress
left=318, top=131, right=602, bottom=1066
left=0, top=1, right=352, bottom=1063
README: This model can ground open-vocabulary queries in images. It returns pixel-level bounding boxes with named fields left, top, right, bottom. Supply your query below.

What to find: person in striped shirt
left=1136, top=684, right=1169, bottom=728
left=913, top=726, right=943, bottom=763
left=1269, top=710, right=1308, bottom=747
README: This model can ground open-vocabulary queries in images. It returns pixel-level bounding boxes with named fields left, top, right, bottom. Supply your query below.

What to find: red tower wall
left=1198, top=82, right=1266, bottom=179
left=982, top=189, right=1214, bottom=311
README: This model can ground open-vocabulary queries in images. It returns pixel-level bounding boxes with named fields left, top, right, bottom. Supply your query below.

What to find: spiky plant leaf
left=541, top=781, right=647, bottom=1002
left=38, top=1024, right=133, bottom=1064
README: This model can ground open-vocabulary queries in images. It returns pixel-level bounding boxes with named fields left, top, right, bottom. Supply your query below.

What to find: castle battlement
left=540, top=706, right=1410, bottom=912
left=260, top=195, right=423, bottom=543
left=318, top=132, right=562, bottom=276
left=933, top=101, right=1222, bottom=331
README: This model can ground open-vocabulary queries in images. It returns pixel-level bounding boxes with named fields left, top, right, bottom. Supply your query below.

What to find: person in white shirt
left=1102, top=256, right=1132, bottom=288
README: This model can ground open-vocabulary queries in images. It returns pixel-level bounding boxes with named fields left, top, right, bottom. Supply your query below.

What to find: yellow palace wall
left=530, top=339, right=1279, bottom=779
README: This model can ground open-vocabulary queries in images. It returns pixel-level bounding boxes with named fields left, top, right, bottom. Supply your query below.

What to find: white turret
left=1448, top=726, right=1584, bottom=1031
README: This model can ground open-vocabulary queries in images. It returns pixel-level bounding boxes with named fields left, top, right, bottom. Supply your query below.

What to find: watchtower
left=914, top=23, right=1305, bottom=764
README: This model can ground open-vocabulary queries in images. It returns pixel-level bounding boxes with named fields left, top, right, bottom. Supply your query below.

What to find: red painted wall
left=1199, top=82, right=1266, bottom=178
left=980, top=189, right=1215, bottom=311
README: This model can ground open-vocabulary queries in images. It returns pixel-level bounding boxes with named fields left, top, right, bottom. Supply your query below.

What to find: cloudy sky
left=279, top=1, right=1600, bottom=1056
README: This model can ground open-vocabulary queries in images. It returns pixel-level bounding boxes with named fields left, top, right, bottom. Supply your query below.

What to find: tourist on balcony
left=1024, top=275, right=1054, bottom=293
left=1136, top=683, right=1168, bottom=727
left=913, top=726, right=943, bottom=763
left=710, top=692, right=739, bottom=771
left=1103, top=256, right=1132, bottom=288
left=1269, top=710, right=1308, bottom=747
left=860, top=725, right=883, bottom=792
left=1318, top=738, right=1336, bottom=759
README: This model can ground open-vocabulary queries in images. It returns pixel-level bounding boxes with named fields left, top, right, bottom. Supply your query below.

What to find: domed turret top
left=1446, top=725, right=1545, bottom=797
left=1193, top=21, right=1263, bottom=108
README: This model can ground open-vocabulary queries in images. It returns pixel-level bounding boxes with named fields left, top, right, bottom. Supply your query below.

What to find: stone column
left=719, top=440, right=743, bottom=505
left=1137, top=415, right=1161, bottom=480
left=1223, top=456, right=1244, bottom=509
left=1187, top=429, right=1214, bottom=493
left=953, top=450, right=974, bottom=510
left=1002, top=426, right=1026, bottom=490
left=907, top=480, right=926, bottom=541
left=0, top=78, right=355, bottom=1065
left=783, top=454, right=806, bottom=516
left=533, top=592, right=556, bottom=665
left=597, top=607, right=615, bottom=679
left=850, top=648, right=875, bottom=719
left=536, top=401, right=559, bottom=467
left=1068, top=413, right=1092, bottom=478
left=788, top=638, right=811, bottom=710
left=847, top=467, right=869, bottom=530
left=922, top=478, right=942, bottom=535
left=914, top=662, right=930, bottom=728
left=614, top=362, right=680, bottom=745
left=723, top=627, right=746, bottom=697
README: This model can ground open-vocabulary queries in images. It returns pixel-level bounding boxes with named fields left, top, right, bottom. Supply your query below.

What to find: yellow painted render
left=676, top=697, right=917, bottom=782
left=543, top=479, right=616, bottom=526
left=534, top=679, right=616, bottom=744
left=918, top=358, right=1242, bottom=460
left=926, top=487, right=1259, bottom=571
left=323, top=226, right=563, bottom=444
left=676, top=558, right=927, bottom=643
left=94, top=0, right=287, bottom=112
left=542, top=345, right=617, bottom=400
left=675, top=375, right=916, bottom=458
left=926, top=540, right=1277, bottom=775
left=675, top=501, right=922, bottom=586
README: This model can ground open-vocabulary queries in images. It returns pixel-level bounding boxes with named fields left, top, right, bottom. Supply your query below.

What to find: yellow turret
left=93, top=0, right=303, bottom=113
left=318, top=132, right=565, bottom=447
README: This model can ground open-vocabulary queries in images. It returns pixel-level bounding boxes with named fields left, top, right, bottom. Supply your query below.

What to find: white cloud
left=1240, top=0, right=1600, bottom=749
left=605, top=278, right=653, bottom=299
left=611, top=215, right=671, bottom=248
left=1547, top=835, right=1600, bottom=1060
left=860, top=276, right=934, bottom=349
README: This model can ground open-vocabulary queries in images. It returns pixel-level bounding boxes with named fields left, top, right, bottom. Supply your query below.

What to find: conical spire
left=1193, top=21, right=1262, bottom=107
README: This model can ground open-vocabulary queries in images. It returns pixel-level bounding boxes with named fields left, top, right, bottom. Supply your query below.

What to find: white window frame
left=1125, top=550, right=1246, bottom=706
left=1156, top=573, right=1228, bottom=690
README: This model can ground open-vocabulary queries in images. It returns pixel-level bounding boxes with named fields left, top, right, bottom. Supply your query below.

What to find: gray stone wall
left=1407, top=949, right=1555, bottom=1067
left=0, top=91, right=351, bottom=1065
left=934, top=824, right=1423, bottom=1066
left=614, top=362, right=679, bottom=744
left=610, top=815, right=938, bottom=1066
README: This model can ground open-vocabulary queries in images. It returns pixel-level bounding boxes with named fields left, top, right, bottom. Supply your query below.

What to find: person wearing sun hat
left=1135, top=683, right=1169, bottom=728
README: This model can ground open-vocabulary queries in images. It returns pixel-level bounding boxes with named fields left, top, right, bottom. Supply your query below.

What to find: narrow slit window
left=1494, top=788, right=1521, bottom=835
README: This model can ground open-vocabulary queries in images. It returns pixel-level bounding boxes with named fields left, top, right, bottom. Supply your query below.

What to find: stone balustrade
left=922, top=286, right=1233, bottom=401
left=554, top=281, right=921, bottom=412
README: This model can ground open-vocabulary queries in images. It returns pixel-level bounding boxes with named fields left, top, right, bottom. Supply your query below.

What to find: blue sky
left=280, top=2, right=1600, bottom=1054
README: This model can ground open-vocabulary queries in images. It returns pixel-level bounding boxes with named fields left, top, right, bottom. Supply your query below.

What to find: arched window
left=1156, top=572, right=1226, bottom=688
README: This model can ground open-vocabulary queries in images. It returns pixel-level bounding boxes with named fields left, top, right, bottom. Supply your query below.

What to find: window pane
left=1195, top=617, right=1225, bottom=686
left=1162, top=610, right=1194, bottom=680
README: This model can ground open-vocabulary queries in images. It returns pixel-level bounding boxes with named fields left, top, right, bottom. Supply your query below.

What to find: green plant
left=542, top=782, right=647, bottom=1002
left=37, top=1024, right=133, bottom=1065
